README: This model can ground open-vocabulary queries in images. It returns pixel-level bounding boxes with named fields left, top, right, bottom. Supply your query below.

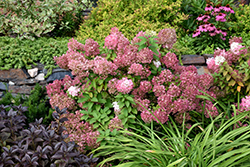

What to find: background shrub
left=0, top=83, right=53, bottom=126
left=0, top=0, right=91, bottom=40
left=76, top=0, right=189, bottom=42
left=230, top=4, right=250, bottom=36
left=0, top=36, right=69, bottom=77
left=0, top=105, right=99, bottom=166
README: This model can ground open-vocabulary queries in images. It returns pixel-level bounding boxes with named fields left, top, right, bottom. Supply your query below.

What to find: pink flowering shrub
left=192, top=3, right=235, bottom=53
left=206, top=36, right=250, bottom=99
left=48, top=27, right=220, bottom=146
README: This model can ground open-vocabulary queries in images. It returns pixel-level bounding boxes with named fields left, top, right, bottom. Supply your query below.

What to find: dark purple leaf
left=34, top=138, right=43, bottom=142
left=51, top=153, right=63, bottom=159
left=59, top=117, right=68, bottom=123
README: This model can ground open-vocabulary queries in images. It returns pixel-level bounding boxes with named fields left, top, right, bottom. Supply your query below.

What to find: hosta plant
left=0, top=105, right=99, bottom=166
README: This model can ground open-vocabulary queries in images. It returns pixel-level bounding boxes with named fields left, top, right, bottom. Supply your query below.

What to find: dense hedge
left=76, top=0, right=189, bottom=41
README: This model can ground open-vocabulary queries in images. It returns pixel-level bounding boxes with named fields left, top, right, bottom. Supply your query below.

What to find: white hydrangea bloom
left=214, top=56, right=226, bottom=65
left=230, top=42, right=243, bottom=55
left=153, top=60, right=161, bottom=68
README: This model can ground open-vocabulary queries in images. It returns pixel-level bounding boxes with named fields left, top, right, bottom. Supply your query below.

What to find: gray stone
left=43, top=67, right=71, bottom=75
left=196, top=66, right=211, bottom=75
left=46, top=71, right=73, bottom=83
left=15, top=79, right=37, bottom=86
left=181, top=55, right=206, bottom=65
left=0, top=82, right=8, bottom=91
left=0, top=69, right=29, bottom=82
left=202, top=54, right=214, bottom=60
left=31, top=62, right=45, bottom=71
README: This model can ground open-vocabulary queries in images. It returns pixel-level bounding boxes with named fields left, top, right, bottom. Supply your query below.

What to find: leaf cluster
left=94, top=110, right=250, bottom=167
left=0, top=105, right=99, bottom=166
left=76, top=0, right=188, bottom=42
left=78, top=76, right=137, bottom=136
left=0, top=83, right=53, bottom=126
left=230, top=4, right=250, bottom=36
left=0, top=0, right=91, bottom=40
left=0, top=36, right=69, bottom=77
left=213, top=50, right=250, bottom=102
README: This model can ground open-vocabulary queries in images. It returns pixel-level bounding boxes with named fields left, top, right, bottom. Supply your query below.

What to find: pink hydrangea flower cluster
left=157, top=28, right=177, bottom=49
left=62, top=111, right=100, bottom=153
left=128, top=63, right=151, bottom=78
left=161, top=52, right=180, bottom=71
left=207, top=36, right=248, bottom=73
left=109, top=116, right=124, bottom=132
left=137, top=48, right=154, bottom=64
left=92, top=56, right=118, bottom=79
left=68, top=86, right=80, bottom=97
left=113, top=45, right=138, bottom=67
left=67, top=38, right=85, bottom=52
left=104, top=27, right=130, bottom=55
left=49, top=92, right=76, bottom=111
left=83, top=38, right=100, bottom=57
left=240, top=95, right=250, bottom=111
left=116, top=77, right=134, bottom=94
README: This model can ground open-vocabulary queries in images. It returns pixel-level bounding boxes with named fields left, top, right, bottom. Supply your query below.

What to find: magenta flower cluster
left=193, top=3, right=234, bottom=40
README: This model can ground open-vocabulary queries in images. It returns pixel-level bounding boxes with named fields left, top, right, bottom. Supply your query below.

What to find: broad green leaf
left=89, top=118, right=96, bottom=124
left=77, top=95, right=90, bottom=103
left=125, top=101, right=130, bottom=108
left=91, top=97, right=99, bottom=102
left=95, top=105, right=101, bottom=112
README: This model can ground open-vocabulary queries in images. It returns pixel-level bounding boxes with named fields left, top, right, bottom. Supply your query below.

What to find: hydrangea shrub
left=47, top=27, right=219, bottom=149
left=206, top=36, right=250, bottom=101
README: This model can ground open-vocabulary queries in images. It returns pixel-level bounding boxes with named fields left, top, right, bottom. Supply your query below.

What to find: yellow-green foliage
left=76, top=0, right=188, bottom=42
left=230, top=4, right=250, bottom=35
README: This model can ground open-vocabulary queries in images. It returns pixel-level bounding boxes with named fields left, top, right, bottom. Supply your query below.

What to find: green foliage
left=212, top=50, right=250, bottom=102
left=230, top=4, right=250, bottom=36
left=168, top=38, right=197, bottom=64
left=94, top=110, right=250, bottom=166
left=0, top=36, right=69, bottom=77
left=0, top=0, right=91, bottom=40
left=76, top=0, right=188, bottom=42
left=201, top=44, right=215, bottom=55
left=0, top=83, right=53, bottom=125
left=78, top=76, right=137, bottom=134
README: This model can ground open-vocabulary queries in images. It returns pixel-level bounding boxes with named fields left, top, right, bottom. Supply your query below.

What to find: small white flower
left=153, top=60, right=161, bottom=68
left=214, top=56, right=226, bottom=65
left=112, top=101, right=120, bottom=112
